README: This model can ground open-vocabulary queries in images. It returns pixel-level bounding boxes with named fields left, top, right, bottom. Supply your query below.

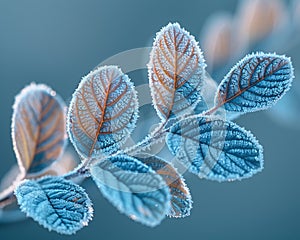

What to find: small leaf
left=90, top=155, right=171, bottom=227
left=137, top=154, right=192, bottom=218
left=15, top=176, right=93, bottom=235
left=12, top=83, right=66, bottom=175
left=68, top=66, right=139, bottom=158
left=214, top=52, right=294, bottom=113
left=166, top=116, right=263, bottom=181
left=148, top=23, right=206, bottom=121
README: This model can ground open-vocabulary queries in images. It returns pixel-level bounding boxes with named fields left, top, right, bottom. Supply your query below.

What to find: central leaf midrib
left=89, top=75, right=113, bottom=157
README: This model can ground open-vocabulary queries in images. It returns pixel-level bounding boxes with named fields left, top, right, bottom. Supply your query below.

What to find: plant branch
left=122, top=121, right=168, bottom=156
left=203, top=103, right=222, bottom=116
left=0, top=193, right=16, bottom=209
left=62, top=121, right=170, bottom=181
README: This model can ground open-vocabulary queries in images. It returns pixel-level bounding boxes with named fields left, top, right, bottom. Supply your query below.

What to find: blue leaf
left=90, top=155, right=171, bottom=227
left=213, top=52, right=294, bottom=113
left=12, top=83, right=66, bottom=175
left=148, top=23, right=206, bottom=121
left=15, top=176, right=93, bottom=235
left=67, top=66, right=139, bottom=158
left=166, top=116, right=263, bottom=181
left=137, top=154, right=192, bottom=218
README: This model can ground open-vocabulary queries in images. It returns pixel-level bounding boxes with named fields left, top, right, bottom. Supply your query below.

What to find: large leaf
left=15, top=176, right=93, bottom=235
left=137, top=154, right=192, bottom=218
left=213, top=52, right=294, bottom=113
left=12, top=83, right=66, bottom=175
left=148, top=23, right=206, bottom=121
left=68, top=66, right=139, bottom=158
left=166, top=116, right=263, bottom=181
left=90, top=155, right=171, bottom=227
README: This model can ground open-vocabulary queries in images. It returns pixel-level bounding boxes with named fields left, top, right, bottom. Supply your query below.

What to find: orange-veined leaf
left=67, top=66, right=139, bottom=158
left=137, top=154, right=192, bottom=218
left=213, top=52, right=294, bottom=113
left=148, top=23, right=206, bottom=121
left=12, top=83, right=66, bottom=176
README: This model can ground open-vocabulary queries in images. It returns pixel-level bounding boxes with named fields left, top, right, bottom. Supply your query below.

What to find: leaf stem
left=123, top=121, right=168, bottom=156
left=0, top=193, right=16, bottom=208
left=63, top=163, right=91, bottom=180
left=203, top=104, right=221, bottom=116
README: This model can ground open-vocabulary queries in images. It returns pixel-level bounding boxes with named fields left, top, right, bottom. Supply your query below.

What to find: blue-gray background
left=0, top=0, right=299, bottom=239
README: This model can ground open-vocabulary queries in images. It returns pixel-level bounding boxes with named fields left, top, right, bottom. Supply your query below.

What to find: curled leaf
left=90, top=154, right=171, bottom=227
left=137, top=154, right=192, bottom=218
left=148, top=23, right=206, bottom=121
left=214, top=52, right=294, bottom=113
left=15, top=176, right=93, bottom=235
left=12, top=83, right=66, bottom=175
left=68, top=66, right=139, bottom=158
left=166, top=116, right=263, bottom=181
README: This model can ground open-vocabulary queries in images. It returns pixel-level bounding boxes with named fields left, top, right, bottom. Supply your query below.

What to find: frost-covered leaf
left=90, top=155, right=171, bottom=227
left=166, top=116, right=263, bottom=181
left=214, top=52, right=294, bottom=113
left=68, top=66, right=139, bottom=158
left=137, top=154, right=192, bottom=218
left=15, top=176, right=93, bottom=235
left=12, top=83, right=66, bottom=175
left=148, top=23, right=206, bottom=121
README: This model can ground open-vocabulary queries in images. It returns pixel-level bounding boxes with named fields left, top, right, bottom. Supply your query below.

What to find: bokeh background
left=0, top=0, right=299, bottom=239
